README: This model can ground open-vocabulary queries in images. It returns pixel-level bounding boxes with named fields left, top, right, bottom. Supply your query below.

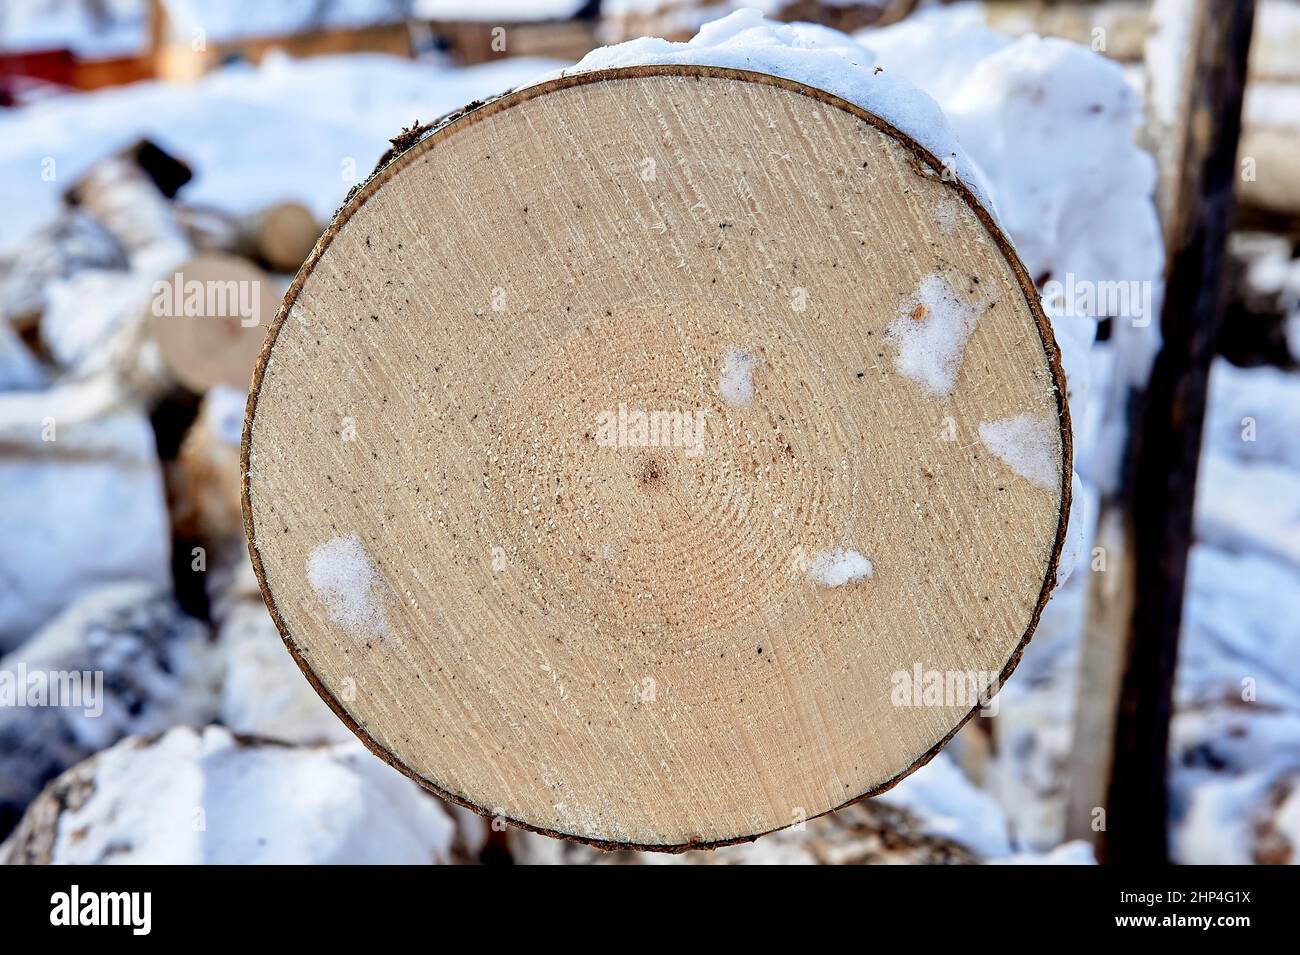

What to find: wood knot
left=635, top=456, right=664, bottom=489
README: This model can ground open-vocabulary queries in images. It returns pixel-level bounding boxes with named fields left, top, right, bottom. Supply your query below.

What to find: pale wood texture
left=244, top=67, right=1069, bottom=850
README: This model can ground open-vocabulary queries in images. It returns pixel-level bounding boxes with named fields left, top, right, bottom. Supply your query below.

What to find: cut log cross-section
left=237, top=201, right=322, bottom=274
left=150, top=253, right=280, bottom=393
left=243, top=67, right=1071, bottom=851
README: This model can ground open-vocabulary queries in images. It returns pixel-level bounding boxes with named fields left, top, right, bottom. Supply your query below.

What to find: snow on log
left=216, top=595, right=357, bottom=746
left=242, top=13, right=1071, bottom=850
left=0, top=583, right=218, bottom=839
left=0, top=726, right=457, bottom=865
left=0, top=211, right=128, bottom=330
left=64, top=150, right=191, bottom=275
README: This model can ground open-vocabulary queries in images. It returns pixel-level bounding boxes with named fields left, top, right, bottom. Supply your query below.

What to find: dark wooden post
left=1101, top=0, right=1256, bottom=864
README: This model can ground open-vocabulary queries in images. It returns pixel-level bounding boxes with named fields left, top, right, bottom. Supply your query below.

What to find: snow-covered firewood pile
left=598, top=0, right=920, bottom=43
left=1, top=1, right=1297, bottom=865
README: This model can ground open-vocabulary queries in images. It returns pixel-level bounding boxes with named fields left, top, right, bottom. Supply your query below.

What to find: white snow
left=1172, top=768, right=1281, bottom=865
left=1055, top=472, right=1089, bottom=589
left=0, top=583, right=220, bottom=828
left=0, top=321, right=46, bottom=391
left=1203, top=357, right=1300, bottom=472
left=717, top=346, right=758, bottom=407
left=877, top=752, right=1012, bottom=859
left=990, top=840, right=1096, bottom=865
left=0, top=386, right=171, bottom=650
left=885, top=272, right=983, bottom=397
left=217, top=599, right=354, bottom=744
left=1180, top=545, right=1300, bottom=714
left=864, top=6, right=1165, bottom=523
left=206, top=384, right=249, bottom=446
left=808, top=548, right=873, bottom=588
left=1195, top=453, right=1300, bottom=570
left=978, top=414, right=1059, bottom=490
left=306, top=534, right=391, bottom=638
left=1173, top=728, right=1300, bottom=865
left=1, top=582, right=218, bottom=742
left=44, top=726, right=456, bottom=864
left=544, top=9, right=994, bottom=209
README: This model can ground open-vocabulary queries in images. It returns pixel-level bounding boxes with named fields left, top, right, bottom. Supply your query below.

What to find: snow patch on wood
left=718, top=346, right=758, bottom=407
left=979, top=414, right=1059, bottom=490
left=886, top=272, right=982, bottom=397
left=809, top=548, right=873, bottom=588
left=306, top=534, right=390, bottom=638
